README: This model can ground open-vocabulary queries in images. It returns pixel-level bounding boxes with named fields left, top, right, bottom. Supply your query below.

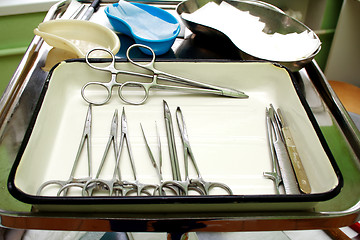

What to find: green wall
left=0, top=12, right=46, bottom=96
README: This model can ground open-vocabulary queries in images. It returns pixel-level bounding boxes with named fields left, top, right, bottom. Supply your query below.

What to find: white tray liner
left=15, top=61, right=338, bottom=197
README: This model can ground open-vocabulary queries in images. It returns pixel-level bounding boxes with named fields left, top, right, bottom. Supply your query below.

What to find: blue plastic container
left=105, top=2, right=180, bottom=55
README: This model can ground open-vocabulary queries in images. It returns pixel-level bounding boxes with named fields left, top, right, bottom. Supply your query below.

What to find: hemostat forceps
left=81, top=44, right=248, bottom=106
left=140, top=123, right=179, bottom=195
left=175, top=107, right=233, bottom=195
left=140, top=123, right=163, bottom=184
left=37, top=104, right=93, bottom=196
left=117, top=108, right=157, bottom=196
left=159, top=101, right=198, bottom=195
left=267, top=105, right=300, bottom=194
left=263, top=108, right=282, bottom=194
left=82, top=109, right=127, bottom=196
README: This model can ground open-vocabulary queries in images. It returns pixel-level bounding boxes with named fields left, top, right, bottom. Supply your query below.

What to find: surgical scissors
left=175, top=107, right=233, bottom=195
left=37, top=104, right=93, bottom=196
left=81, top=44, right=248, bottom=105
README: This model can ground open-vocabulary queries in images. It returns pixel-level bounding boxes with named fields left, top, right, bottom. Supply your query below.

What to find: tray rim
left=7, top=59, right=343, bottom=207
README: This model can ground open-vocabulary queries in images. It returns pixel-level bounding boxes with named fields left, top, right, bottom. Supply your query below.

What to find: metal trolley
left=0, top=0, right=359, bottom=239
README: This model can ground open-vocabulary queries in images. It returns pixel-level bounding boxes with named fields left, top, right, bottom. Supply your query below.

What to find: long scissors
left=37, top=104, right=93, bottom=196
left=175, top=107, right=233, bottom=195
left=81, top=44, right=248, bottom=105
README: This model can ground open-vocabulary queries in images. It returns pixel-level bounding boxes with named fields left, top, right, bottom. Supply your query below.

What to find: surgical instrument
left=160, top=101, right=204, bottom=195
left=117, top=107, right=157, bottom=195
left=175, top=107, right=233, bottom=195
left=163, top=100, right=181, bottom=181
left=140, top=123, right=179, bottom=195
left=263, top=108, right=282, bottom=194
left=277, top=108, right=311, bottom=194
left=140, top=123, right=163, bottom=183
left=268, top=105, right=300, bottom=194
left=81, top=44, right=248, bottom=105
left=37, top=104, right=93, bottom=196
left=82, top=109, right=131, bottom=196
left=82, top=0, right=101, bottom=20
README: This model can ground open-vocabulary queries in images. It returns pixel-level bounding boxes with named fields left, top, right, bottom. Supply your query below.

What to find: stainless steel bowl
left=176, top=0, right=321, bottom=71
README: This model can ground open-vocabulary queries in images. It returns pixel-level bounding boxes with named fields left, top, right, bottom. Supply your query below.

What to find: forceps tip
left=163, top=100, right=171, bottom=118
left=121, top=107, right=127, bottom=117
left=112, top=109, right=119, bottom=124
left=163, top=99, right=168, bottom=107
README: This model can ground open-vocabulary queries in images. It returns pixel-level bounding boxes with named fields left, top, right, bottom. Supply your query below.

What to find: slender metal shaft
left=263, top=108, right=282, bottom=194
left=163, top=100, right=181, bottom=181
left=268, top=106, right=300, bottom=194
left=277, top=108, right=311, bottom=194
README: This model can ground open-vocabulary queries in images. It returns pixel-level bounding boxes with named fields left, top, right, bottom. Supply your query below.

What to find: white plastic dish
left=34, top=19, right=120, bottom=57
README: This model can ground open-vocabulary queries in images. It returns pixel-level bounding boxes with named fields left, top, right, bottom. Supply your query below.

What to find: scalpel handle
left=282, top=127, right=311, bottom=194
left=273, top=141, right=300, bottom=195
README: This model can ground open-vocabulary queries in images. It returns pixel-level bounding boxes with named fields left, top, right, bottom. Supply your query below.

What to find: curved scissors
left=175, top=107, right=233, bottom=195
left=82, top=44, right=248, bottom=105
left=37, top=104, right=93, bottom=196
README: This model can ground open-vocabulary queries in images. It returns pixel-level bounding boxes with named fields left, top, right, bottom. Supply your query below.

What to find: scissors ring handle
left=36, top=180, right=66, bottom=195
left=81, top=82, right=112, bottom=105
left=57, top=182, right=85, bottom=196
left=205, top=182, right=233, bottom=195
left=82, top=179, right=114, bottom=196
left=118, top=81, right=150, bottom=105
left=86, top=48, right=116, bottom=71
left=126, top=44, right=156, bottom=69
